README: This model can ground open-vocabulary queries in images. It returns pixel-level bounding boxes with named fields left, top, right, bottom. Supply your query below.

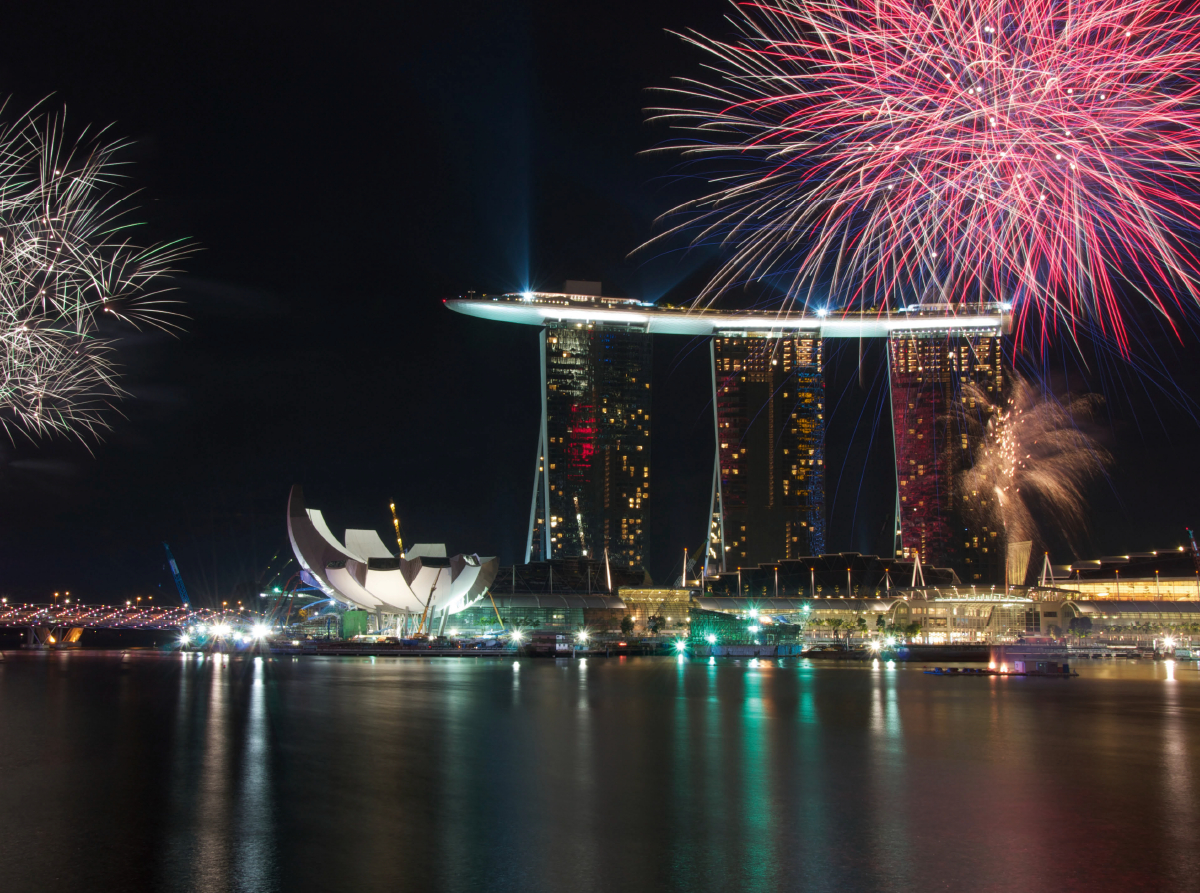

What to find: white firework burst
left=0, top=107, right=188, bottom=442
left=955, top=374, right=1110, bottom=549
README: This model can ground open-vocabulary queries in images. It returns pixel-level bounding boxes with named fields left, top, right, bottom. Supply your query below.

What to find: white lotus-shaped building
left=287, top=485, right=498, bottom=618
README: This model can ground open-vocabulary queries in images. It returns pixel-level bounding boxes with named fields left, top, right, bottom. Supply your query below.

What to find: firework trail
left=954, top=374, right=1110, bottom=552
left=0, top=107, right=187, bottom=442
left=649, top=0, right=1200, bottom=349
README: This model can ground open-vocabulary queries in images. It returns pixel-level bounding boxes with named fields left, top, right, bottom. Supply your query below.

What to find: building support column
left=887, top=337, right=903, bottom=559
left=525, top=427, right=544, bottom=564
left=540, top=327, right=552, bottom=560
left=525, top=326, right=553, bottom=563
left=706, top=337, right=727, bottom=574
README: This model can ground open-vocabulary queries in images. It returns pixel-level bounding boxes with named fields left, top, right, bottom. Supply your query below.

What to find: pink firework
left=650, top=0, right=1200, bottom=349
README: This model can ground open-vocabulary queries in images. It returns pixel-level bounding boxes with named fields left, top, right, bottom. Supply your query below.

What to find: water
left=0, top=652, right=1197, bottom=892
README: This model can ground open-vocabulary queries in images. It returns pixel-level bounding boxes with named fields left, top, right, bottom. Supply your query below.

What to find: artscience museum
left=287, top=485, right=499, bottom=632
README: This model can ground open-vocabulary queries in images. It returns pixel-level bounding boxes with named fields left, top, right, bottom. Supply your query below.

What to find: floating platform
left=925, top=663, right=1077, bottom=678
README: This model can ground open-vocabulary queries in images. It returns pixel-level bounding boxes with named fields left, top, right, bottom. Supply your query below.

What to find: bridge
left=0, top=603, right=222, bottom=647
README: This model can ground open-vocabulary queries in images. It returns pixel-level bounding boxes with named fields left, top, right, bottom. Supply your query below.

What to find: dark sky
left=0, top=0, right=1198, bottom=606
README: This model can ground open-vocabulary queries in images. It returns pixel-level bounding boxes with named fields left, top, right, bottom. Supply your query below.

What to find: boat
left=801, top=643, right=869, bottom=660
left=924, top=661, right=1077, bottom=677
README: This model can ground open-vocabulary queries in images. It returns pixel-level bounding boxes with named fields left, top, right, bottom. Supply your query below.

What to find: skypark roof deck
left=446, top=292, right=1012, bottom=338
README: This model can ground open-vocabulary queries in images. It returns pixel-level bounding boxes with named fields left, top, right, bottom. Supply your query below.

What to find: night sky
left=0, top=0, right=1198, bottom=606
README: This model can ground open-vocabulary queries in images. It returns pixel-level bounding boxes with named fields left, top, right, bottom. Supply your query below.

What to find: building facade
left=527, top=285, right=653, bottom=570
left=889, top=332, right=1005, bottom=581
left=447, top=292, right=1013, bottom=579
left=709, top=333, right=825, bottom=570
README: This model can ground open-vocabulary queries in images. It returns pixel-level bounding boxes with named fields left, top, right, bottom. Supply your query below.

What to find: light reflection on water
left=0, top=654, right=1198, bottom=892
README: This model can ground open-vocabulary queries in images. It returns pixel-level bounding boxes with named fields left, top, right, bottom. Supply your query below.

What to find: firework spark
left=650, top=0, right=1200, bottom=349
left=954, top=374, right=1110, bottom=551
left=0, top=108, right=188, bottom=442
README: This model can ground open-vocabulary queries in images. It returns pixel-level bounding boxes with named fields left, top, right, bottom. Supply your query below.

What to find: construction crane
left=1188, top=529, right=1200, bottom=574
left=389, top=502, right=405, bottom=557
left=162, top=543, right=191, bottom=608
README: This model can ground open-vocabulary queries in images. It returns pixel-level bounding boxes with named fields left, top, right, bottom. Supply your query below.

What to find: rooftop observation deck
left=445, top=292, right=1013, bottom=338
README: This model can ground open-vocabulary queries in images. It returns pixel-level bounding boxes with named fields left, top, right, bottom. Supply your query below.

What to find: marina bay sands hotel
left=447, top=283, right=1011, bottom=582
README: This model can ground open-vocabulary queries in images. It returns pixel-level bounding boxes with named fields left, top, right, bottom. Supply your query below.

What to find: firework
left=0, top=108, right=187, bottom=441
left=650, top=0, right=1200, bottom=348
left=954, top=374, right=1110, bottom=552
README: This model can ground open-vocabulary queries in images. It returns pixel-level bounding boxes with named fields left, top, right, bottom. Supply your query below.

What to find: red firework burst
left=650, top=0, right=1200, bottom=349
